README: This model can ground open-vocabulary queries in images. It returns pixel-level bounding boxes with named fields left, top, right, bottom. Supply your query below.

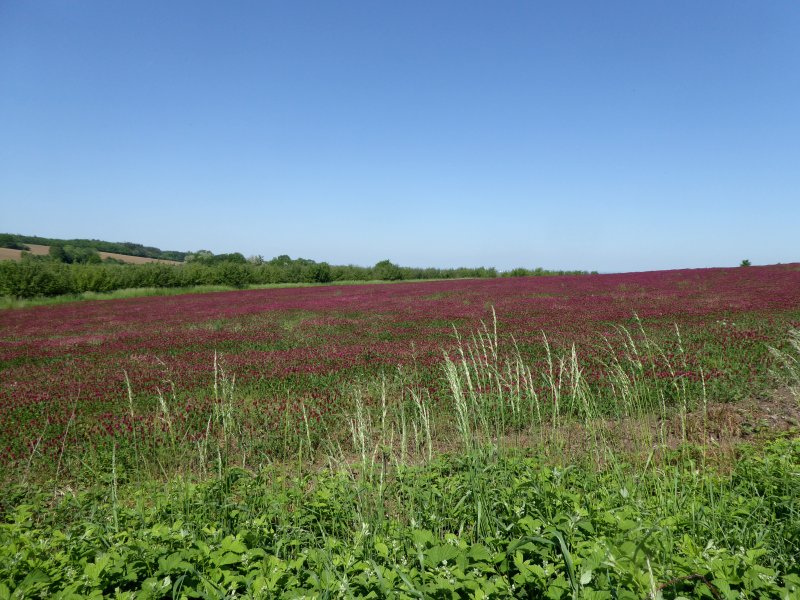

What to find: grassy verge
left=0, top=279, right=463, bottom=309
left=3, top=439, right=799, bottom=598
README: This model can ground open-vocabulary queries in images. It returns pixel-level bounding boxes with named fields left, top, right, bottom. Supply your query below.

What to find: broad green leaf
left=220, top=535, right=247, bottom=554
left=411, top=529, right=434, bottom=548
left=467, top=544, right=492, bottom=563
left=424, top=544, right=460, bottom=568
left=374, top=541, right=389, bottom=559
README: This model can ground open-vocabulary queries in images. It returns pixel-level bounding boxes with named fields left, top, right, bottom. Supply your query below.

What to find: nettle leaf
left=243, top=548, right=267, bottom=567
left=374, top=541, right=389, bottom=559
left=575, top=519, right=595, bottom=535
left=362, top=560, right=388, bottom=592
left=544, top=573, right=572, bottom=600
left=220, top=535, right=247, bottom=554
left=11, top=505, right=34, bottom=526
left=493, top=550, right=508, bottom=566
left=443, top=533, right=465, bottom=549
left=193, top=540, right=212, bottom=558
left=424, top=544, right=461, bottom=568
left=347, top=560, right=371, bottom=576
left=149, top=523, right=171, bottom=540
left=783, top=573, right=800, bottom=589
left=617, top=519, right=639, bottom=532
left=411, top=529, right=434, bottom=548
left=512, top=551, right=535, bottom=581
left=214, top=551, right=242, bottom=567
left=15, top=569, right=52, bottom=594
left=157, top=551, right=193, bottom=574
left=289, top=554, right=307, bottom=571
left=467, top=544, right=492, bottom=563
left=395, top=568, right=425, bottom=598
left=517, top=515, right=543, bottom=534
left=84, top=554, right=111, bottom=583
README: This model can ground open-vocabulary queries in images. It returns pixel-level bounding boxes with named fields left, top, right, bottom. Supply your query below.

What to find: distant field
left=0, top=243, right=50, bottom=259
left=0, top=243, right=181, bottom=264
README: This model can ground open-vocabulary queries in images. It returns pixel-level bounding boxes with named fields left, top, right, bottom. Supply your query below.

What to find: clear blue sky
left=1, top=2, right=798, bottom=272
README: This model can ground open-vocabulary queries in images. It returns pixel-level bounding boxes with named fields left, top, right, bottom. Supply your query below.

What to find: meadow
left=1, top=264, right=799, bottom=597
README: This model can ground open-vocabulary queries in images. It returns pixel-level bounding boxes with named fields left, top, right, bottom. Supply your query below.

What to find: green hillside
left=0, top=233, right=187, bottom=261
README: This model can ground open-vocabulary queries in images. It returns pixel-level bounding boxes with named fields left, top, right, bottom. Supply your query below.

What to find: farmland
left=1, top=264, right=800, bottom=597
left=0, top=243, right=182, bottom=265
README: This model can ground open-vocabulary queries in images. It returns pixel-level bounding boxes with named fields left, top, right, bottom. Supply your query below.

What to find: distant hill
left=0, top=243, right=181, bottom=265
left=0, top=234, right=187, bottom=262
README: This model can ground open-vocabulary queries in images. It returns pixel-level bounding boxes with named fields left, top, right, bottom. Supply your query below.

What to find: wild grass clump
left=769, top=328, right=800, bottom=403
left=436, top=313, right=712, bottom=470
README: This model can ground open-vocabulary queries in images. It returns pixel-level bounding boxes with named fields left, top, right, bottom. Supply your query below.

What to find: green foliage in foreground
left=2, top=438, right=799, bottom=598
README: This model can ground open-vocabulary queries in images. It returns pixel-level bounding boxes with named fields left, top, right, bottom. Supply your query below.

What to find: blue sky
left=1, top=2, right=798, bottom=272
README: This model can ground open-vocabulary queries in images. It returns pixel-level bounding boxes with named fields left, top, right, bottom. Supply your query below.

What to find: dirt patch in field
left=0, top=248, right=22, bottom=261
left=0, top=244, right=50, bottom=260
left=96, top=251, right=180, bottom=265
left=682, top=387, right=800, bottom=442
left=482, top=388, right=800, bottom=469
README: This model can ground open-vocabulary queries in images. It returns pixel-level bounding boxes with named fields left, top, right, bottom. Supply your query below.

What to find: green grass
left=3, top=439, right=799, bottom=598
left=0, top=278, right=462, bottom=309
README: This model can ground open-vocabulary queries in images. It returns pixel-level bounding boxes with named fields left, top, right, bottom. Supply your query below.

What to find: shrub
left=373, top=259, right=403, bottom=281
left=216, top=262, right=251, bottom=288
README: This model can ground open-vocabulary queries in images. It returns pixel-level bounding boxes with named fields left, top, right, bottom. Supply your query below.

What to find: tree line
left=0, top=235, right=595, bottom=298
left=0, top=253, right=595, bottom=298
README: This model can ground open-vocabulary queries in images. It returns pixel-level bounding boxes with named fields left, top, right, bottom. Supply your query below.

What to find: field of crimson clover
left=1, top=263, right=799, bottom=468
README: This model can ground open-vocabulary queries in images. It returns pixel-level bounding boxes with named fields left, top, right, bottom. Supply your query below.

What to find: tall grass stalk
left=350, top=390, right=369, bottom=472
left=769, top=328, right=800, bottom=403
left=52, top=397, right=77, bottom=499
left=124, top=370, right=141, bottom=473
left=437, top=317, right=717, bottom=473
left=111, top=443, right=119, bottom=533
left=411, top=388, right=433, bottom=462
left=20, top=421, right=47, bottom=488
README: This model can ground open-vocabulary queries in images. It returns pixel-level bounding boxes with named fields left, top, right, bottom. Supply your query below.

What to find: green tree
left=216, top=263, right=250, bottom=288
left=65, top=245, right=101, bottom=264
left=186, top=250, right=214, bottom=264
left=0, top=234, right=28, bottom=250
left=306, top=262, right=332, bottom=283
left=49, top=245, right=70, bottom=263
left=373, top=259, right=403, bottom=281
